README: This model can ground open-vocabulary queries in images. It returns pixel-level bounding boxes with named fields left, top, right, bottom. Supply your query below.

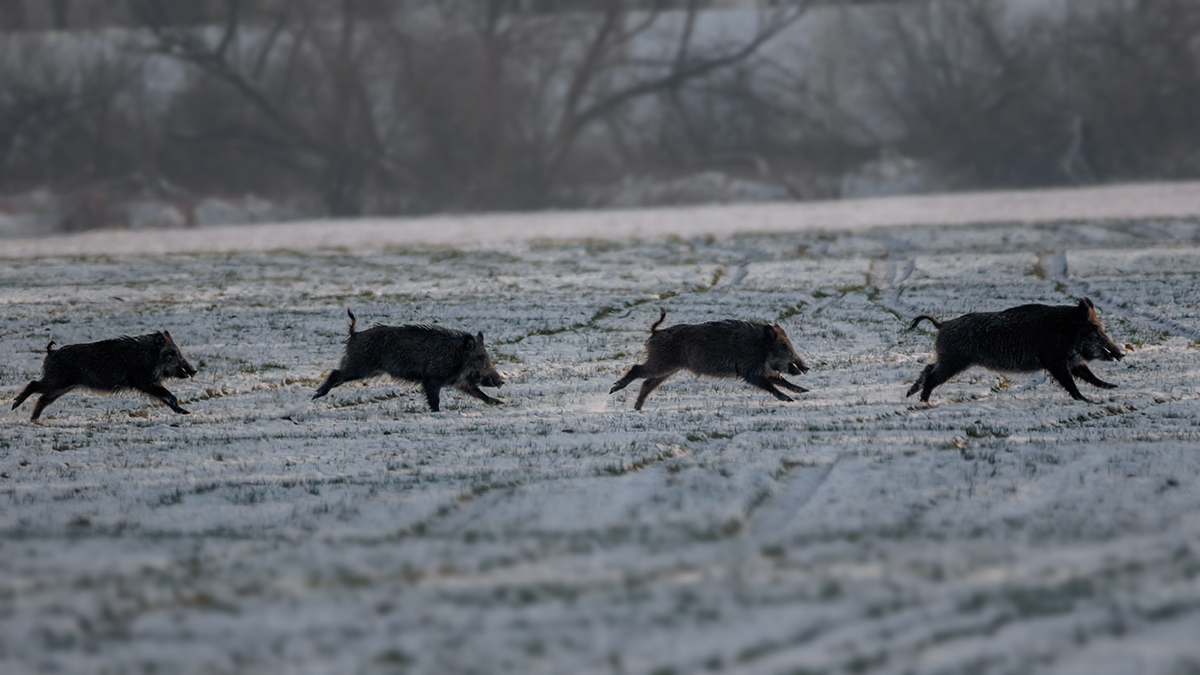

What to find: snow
left=3, top=182, right=1200, bottom=674
left=6, top=180, right=1200, bottom=256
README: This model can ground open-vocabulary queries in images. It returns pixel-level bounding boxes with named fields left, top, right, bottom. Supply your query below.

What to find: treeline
left=1, top=0, right=1199, bottom=231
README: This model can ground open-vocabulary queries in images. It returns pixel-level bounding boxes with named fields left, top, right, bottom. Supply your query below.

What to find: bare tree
left=767, top=0, right=1200, bottom=191
left=530, top=1, right=809, bottom=175
left=131, top=0, right=811, bottom=214
left=131, top=0, right=396, bottom=215
left=1057, top=0, right=1200, bottom=181
left=0, top=35, right=147, bottom=199
left=842, top=0, right=1063, bottom=188
left=50, top=0, right=70, bottom=29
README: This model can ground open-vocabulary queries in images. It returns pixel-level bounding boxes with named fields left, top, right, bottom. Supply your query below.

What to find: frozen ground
left=3, top=184, right=1200, bottom=674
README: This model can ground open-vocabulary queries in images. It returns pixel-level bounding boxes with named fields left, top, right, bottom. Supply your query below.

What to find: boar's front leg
left=29, top=387, right=71, bottom=422
left=139, top=383, right=190, bottom=414
left=770, top=377, right=809, bottom=394
left=460, top=383, right=502, bottom=406
left=1044, top=362, right=1092, bottom=402
left=1071, top=364, right=1118, bottom=389
left=744, top=375, right=794, bottom=402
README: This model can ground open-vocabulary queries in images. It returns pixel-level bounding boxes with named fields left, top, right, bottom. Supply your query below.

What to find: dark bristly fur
left=312, top=309, right=504, bottom=412
left=610, top=308, right=810, bottom=410
left=906, top=297, right=1123, bottom=403
left=11, top=331, right=197, bottom=422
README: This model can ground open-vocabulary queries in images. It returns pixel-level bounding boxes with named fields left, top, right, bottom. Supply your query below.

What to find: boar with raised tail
left=313, top=309, right=504, bottom=412
left=12, top=331, right=197, bottom=422
left=610, top=308, right=809, bottom=410
left=906, top=297, right=1123, bottom=403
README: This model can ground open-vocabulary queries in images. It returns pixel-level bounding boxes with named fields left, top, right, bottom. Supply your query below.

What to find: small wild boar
left=312, top=309, right=504, bottom=412
left=11, top=331, right=197, bottom=422
left=906, top=297, right=1123, bottom=403
left=610, top=308, right=809, bottom=410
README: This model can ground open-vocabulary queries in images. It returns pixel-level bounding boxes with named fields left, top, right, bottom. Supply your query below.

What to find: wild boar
left=11, top=331, right=197, bottom=422
left=312, top=309, right=503, bottom=412
left=906, top=297, right=1123, bottom=403
left=609, top=308, right=809, bottom=410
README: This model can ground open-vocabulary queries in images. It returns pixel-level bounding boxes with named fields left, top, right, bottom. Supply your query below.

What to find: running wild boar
left=312, top=310, right=503, bottom=411
left=610, top=308, right=809, bottom=410
left=906, top=297, right=1123, bottom=403
left=11, top=331, right=197, bottom=422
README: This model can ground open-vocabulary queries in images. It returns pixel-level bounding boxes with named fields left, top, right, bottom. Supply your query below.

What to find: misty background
left=1, top=0, right=1198, bottom=237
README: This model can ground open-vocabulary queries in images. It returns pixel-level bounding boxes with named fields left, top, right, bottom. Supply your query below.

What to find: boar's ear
left=462, top=334, right=477, bottom=351
left=162, top=330, right=174, bottom=343
left=1079, top=298, right=1094, bottom=311
left=476, top=331, right=485, bottom=345
left=762, top=325, right=777, bottom=343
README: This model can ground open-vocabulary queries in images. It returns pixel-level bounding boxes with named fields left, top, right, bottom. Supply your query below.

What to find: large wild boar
left=11, top=331, right=197, bottom=422
left=610, top=308, right=809, bottom=410
left=312, top=310, right=503, bottom=412
left=906, top=297, right=1123, bottom=403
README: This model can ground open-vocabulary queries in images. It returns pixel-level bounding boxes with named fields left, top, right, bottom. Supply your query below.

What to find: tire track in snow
left=512, top=262, right=734, bottom=345
left=397, top=480, right=523, bottom=538
left=745, top=461, right=835, bottom=541
left=867, top=258, right=923, bottom=323
left=397, top=442, right=687, bottom=539
left=1037, top=251, right=1200, bottom=341
left=1031, top=391, right=1196, bottom=435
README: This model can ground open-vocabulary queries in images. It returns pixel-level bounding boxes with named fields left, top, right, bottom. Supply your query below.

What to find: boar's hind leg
left=1072, top=364, right=1118, bottom=389
left=461, top=383, right=502, bottom=406
left=770, top=377, right=809, bottom=394
left=313, top=370, right=353, bottom=399
left=905, top=365, right=933, bottom=398
left=29, top=388, right=70, bottom=422
left=745, top=375, right=794, bottom=402
left=633, top=376, right=671, bottom=410
left=916, top=361, right=968, bottom=403
left=610, top=365, right=646, bottom=394
left=1045, top=362, right=1091, bottom=402
left=11, top=380, right=43, bottom=410
left=139, top=384, right=190, bottom=414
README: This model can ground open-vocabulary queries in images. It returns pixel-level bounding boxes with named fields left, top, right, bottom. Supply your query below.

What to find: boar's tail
left=346, top=309, right=357, bottom=336
left=650, top=307, right=667, bottom=333
left=46, top=340, right=56, bottom=353
left=909, top=314, right=941, bottom=330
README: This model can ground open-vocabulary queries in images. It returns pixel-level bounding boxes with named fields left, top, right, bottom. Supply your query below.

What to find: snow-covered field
left=3, top=185, right=1200, bottom=674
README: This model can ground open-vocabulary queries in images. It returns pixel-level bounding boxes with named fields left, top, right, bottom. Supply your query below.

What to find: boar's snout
left=1078, top=298, right=1123, bottom=363
left=158, top=331, right=196, bottom=378
left=1082, top=329, right=1123, bottom=362
left=788, top=359, right=808, bottom=376
left=481, top=372, right=504, bottom=388
left=171, top=352, right=197, bottom=378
